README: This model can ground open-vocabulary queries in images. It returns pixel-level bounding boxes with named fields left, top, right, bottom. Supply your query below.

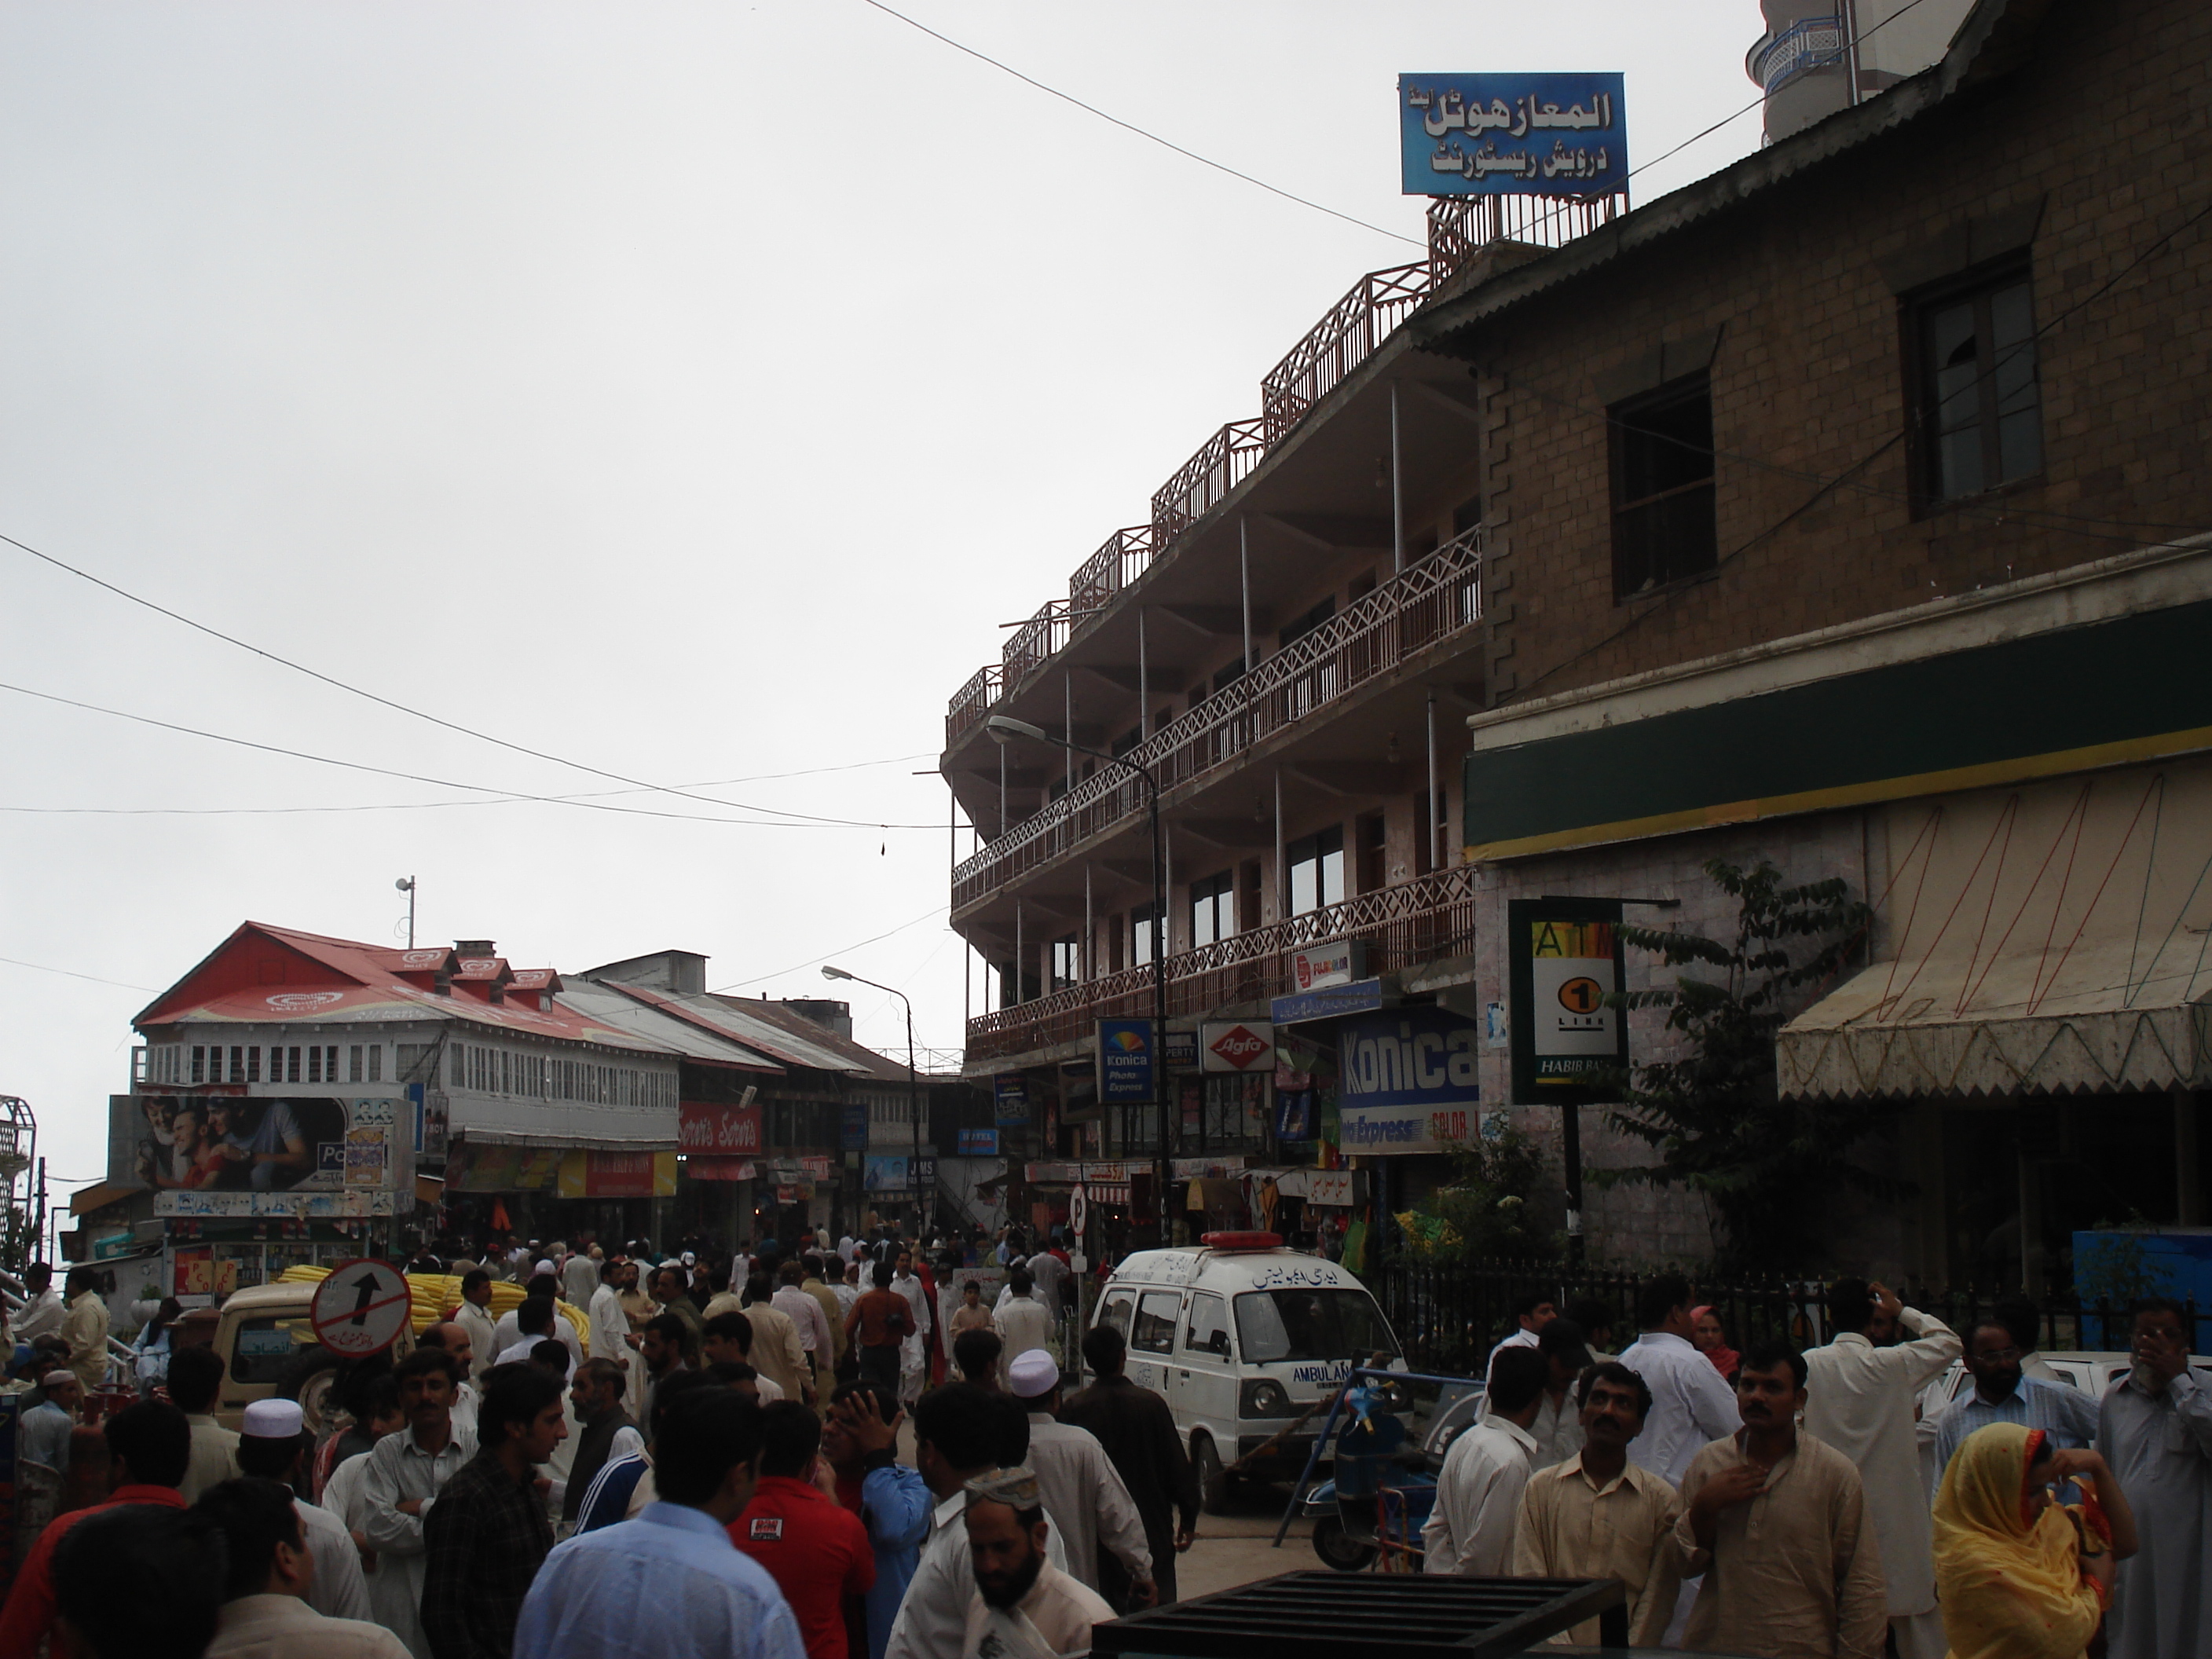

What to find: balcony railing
left=1151, top=417, right=1269, bottom=544
left=943, top=190, right=1623, bottom=749
left=1261, top=262, right=1435, bottom=446
left=953, top=526, right=1483, bottom=909
left=965, top=864, right=1478, bottom=1062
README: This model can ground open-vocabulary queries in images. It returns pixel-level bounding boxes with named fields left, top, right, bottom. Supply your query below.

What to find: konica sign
left=1337, top=1006, right=1481, bottom=1155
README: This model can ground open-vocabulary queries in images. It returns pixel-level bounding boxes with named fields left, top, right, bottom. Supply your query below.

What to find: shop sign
left=686, top=1158, right=753, bottom=1181
left=994, top=1075, right=1031, bottom=1126
left=557, top=1149, right=677, bottom=1199
left=1507, top=898, right=1628, bottom=1105
left=1337, top=1007, right=1483, bottom=1155
left=1290, top=939, right=1365, bottom=993
left=1162, top=1029, right=1199, bottom=1070
left=1398, top=73, right=1627, bottom=197
left=1097, top=1019, right=1156, bottom=1102
left=840, top=1101, right=869, bottom=1151
left=958, top=1128, right=999, bottom=1155
left=1271, top=980, right=1386, bottom=1024
left=680, top=1099, right=763, bottom=1156
left=1201, top=1022, right=1274, bottom=1074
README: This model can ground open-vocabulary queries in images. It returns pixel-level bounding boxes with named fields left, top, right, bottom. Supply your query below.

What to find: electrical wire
left=709, top=903, right=948, bottom=993
left=0, top=752, right=943, bottom=820
left=0, top=680, right=946, bottom=830
left=1, top=529, right=926, bottom=830
left=0, top=954, right=157, bottom=994
left=852, top=0, right=1423, bottom=249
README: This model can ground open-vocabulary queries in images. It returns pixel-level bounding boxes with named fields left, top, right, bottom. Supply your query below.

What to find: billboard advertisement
left=115, top=1093, right=408, bottom=1213
left=680, top=1099, right=764, bottom=1157
left=1507, top=898, right=1628, bottom=1104
left=1097, top=1019, right=1155, bottom=1103
left=1399, top=73, right=1627, bottom=196
left=1336, top=1007, right=1482, bottom=1155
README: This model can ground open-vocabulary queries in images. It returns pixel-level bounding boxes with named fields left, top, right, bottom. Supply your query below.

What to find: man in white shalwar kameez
left=2101, top=1298, right=2212, bottom=1659
left=892, top=1248, right=934, bottom=1408
left=1800, top=1278, right=1958, bottom=1659
left=960, top=1469, right=1115, bottom=1659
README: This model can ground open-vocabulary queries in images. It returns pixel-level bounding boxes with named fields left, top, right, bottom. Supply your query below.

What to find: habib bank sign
left=679, top=1099, right=762, bottom=1155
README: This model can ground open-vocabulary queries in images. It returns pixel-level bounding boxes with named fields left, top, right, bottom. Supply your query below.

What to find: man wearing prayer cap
left=236, top=1398, right=374, bottom=1623
left=961, top=1467, right=1115, bottom=1659
left=1004, top=1350, right=1154, bottom=1606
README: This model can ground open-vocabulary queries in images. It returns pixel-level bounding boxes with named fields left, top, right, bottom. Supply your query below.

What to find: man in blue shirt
left=1925, top=1315, right=2099, bottom=1498
left=516, top=1386, right=803, bottom=1659
left=822, top=1383, right=932, bottom=1659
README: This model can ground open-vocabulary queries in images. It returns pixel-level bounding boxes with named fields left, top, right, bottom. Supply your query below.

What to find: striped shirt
left=1925, top=1375, right=2100, bottom=1499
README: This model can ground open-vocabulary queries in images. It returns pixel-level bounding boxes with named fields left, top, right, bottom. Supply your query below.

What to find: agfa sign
left=1200, top=1021, right=1274, bottom=1074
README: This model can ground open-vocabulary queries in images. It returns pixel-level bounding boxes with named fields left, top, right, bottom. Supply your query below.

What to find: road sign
left=1071, top=1185, right=1089, bottom=1239
left=309, top=1258, right=412, bottom=1358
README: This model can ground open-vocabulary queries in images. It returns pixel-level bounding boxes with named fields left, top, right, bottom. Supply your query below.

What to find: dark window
left=1049, top=936, right=1079, bottom=989
left=1348, top=569, right=1378, bottom=603
left=1239, top=860, right=1263, bottom=932
left=1453, top=494, right=1485, bottom=537
left=1610, top=374, right=1716, bottom=599
left=1190, top=871, right=1235, bottom=947
left=1212, top=657, right=1247, bottom=696
left=1278, top=595, right=1336, bottom=652
left=1357, top=812, right=1387, bottom=892
left=1111, top=725, right=1142, bottom=759
left=1914, top=266, right=2042, bottom=504
left=1133, top=1290, right=1182, bottom=1354
left=1287, top=825, right=1345, bottom=916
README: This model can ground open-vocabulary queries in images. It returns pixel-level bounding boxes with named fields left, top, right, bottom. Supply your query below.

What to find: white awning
left=1778, top=762, right=2212, bottom=1100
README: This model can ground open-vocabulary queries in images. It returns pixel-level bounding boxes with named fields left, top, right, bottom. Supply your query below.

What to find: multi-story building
left=943, top=0, right=2212, bottom=1280
left=115, top=925, right=939, bottom=1298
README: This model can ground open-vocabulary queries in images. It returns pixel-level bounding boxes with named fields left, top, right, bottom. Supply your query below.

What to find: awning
left=1779, top=764, right=2212, bottom=1100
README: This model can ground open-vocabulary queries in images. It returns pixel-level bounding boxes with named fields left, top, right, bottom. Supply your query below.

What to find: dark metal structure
left=1090, top=1572, right=1627, bottom=1658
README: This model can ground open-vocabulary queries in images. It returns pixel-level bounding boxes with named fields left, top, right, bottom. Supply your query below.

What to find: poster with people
left=109, top=1093, right=378, bottom=1196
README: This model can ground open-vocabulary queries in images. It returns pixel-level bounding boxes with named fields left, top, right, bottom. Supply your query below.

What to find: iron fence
left=1379, top=1258, right=2212, bottom=1377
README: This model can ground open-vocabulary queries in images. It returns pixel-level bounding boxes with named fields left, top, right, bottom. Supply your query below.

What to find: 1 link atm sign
left=1507, top=898, right=1629, bottom=1105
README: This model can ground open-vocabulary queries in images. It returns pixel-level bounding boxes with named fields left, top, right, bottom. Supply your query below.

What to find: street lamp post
left=986, top=713, right=1171, bottom=1246
left=822, top=965, right=925, bottom=1232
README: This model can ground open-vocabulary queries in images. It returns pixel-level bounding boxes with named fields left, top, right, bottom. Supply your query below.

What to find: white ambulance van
left=1091, top=1231, right=1400, bottom=1511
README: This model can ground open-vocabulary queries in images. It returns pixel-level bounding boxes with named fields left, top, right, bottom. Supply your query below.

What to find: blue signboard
left=994, top=1074, right=1031, bottom=1126
left=1399, top=74, right=1627, bottom=196
left=958, top=1127, right=999, bottom=1156
left=1097, top=1019, right=1155, bottom=1104
left=1163, top=1029, right=1199, bottom=1071
left=1338, top=1007, right=1483, bottom=1155
left=1272, top=979, right=1387, bottom=1025
left=840, top=1101, right=869, bottom=1152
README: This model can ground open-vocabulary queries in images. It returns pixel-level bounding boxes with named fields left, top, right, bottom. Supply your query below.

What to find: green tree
left=1393, top=1129, right=1550, bottom=1263
left=1595, top=858, right=1890, bottom=1273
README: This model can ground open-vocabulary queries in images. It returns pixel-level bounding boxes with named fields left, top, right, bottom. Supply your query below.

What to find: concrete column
left=1390, top=383, right=1405, bottom=574
left=1240, top=518, right=1254, bottom=675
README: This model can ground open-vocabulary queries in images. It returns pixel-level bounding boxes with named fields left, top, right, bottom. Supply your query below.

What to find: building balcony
left=965, top=862, right=1478, bottom=1065
left=952, top=526, right=1482, bottom=913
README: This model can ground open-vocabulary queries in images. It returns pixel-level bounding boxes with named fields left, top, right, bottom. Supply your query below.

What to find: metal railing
left=1068, top=525, right=1157, bottom=614
left=1261, top=262, right=1435, bottom=446
left=1425, top=192, right=1630, bottom=275
left=954, top=526, right=1483, bottom=907
left=965, top=863, right=1478, bottom=1062
left=1151, top=417, right=1269, bottom=544
left=947, top=664, right=1005, bottom=747
left=1747, top=15, right=1847, bottom=94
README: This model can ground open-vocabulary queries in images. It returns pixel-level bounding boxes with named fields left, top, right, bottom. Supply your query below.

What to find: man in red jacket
left=731, top=1399, right=874, bottom=1659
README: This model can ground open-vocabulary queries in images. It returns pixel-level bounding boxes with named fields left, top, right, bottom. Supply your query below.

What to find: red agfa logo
left=1208, top=1025, right=1269, bottom=1068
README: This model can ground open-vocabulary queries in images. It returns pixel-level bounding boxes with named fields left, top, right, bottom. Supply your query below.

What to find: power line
left=0, top=752, right=947, bottom=820
left=1, top=529, right=924, bottom=830
left=853, top=0, right=1423, bottom=250
left=710, top=903, right=948, bottom=993
left=0, top=679, right=946, bottom=830
left=0, top=954, right=157, bottom=994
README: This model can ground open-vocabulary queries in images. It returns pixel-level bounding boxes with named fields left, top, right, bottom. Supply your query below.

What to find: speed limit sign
left=309, top=1258, right=413, bottom=1358
left=1070, top=1185, right=1088, bottom=1240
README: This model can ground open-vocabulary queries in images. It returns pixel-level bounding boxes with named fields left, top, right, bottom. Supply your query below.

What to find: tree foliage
left=1394, top=1128, right=1551, bottom=1263
left=1595, top=858, right=1893, bottom=1273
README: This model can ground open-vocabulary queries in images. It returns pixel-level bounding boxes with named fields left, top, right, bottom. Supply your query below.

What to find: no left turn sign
left=309, top=1258, right=413, bottom=1358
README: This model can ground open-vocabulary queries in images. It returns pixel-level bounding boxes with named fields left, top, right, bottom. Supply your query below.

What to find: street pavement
left=1176, top=1480, right=1317, bottom=1601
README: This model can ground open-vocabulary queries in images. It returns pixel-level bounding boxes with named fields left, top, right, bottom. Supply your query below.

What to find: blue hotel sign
left=1399, top=74, right=1627, bottom=196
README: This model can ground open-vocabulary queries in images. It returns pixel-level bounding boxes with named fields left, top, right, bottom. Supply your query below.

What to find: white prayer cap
left=534, top=1260, right=556, bottom=1276
left=1007, top=1349, right=1060, bottom=1399
left=241, top=1398, right=305, bottom=1439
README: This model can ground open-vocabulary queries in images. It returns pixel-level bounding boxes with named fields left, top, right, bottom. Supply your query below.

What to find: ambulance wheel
left=1193, top=1434, right=1231, bottom=1514
left=1311, top=1515, right=1375, bottom=1572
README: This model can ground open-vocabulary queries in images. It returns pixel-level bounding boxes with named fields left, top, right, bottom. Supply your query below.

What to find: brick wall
left=1459, top=0, right=2212, bottom=708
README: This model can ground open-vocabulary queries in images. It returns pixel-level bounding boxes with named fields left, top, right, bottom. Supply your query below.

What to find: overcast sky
left=0, top=1, right=1765, bottom=1214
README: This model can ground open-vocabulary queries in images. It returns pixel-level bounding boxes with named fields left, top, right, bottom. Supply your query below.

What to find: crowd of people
left=2, top=1222, right=1189, bottom=1659
left=1423, top=1273, right=2208, bottom=1658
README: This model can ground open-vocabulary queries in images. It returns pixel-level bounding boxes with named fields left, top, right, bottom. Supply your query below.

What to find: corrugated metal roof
left=725, top=996, right=920, bottom=1085
left=604, top=983, right=873, bottom=1075
left=555, top=982, right=785, bottom=1071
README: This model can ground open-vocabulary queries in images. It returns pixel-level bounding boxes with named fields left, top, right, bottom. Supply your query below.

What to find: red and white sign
left=1201, top=1021, right=1275, bottom=1074
left=680, top=1100, right=763, bottom=1155
left=1071, top=1185, right=1089, bottom=1238
left=309, top=1258, right=413, bottom=1358
left=1291, top=939, right=1364, bottom=993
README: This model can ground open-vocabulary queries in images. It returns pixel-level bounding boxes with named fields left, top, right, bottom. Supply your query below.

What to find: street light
left=822, top=964, right=925, bottom=1232
left=985, top=711, right=1171, bottom=1245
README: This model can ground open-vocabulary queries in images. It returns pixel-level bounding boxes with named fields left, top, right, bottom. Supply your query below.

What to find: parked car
left=1092, top=1232, right=1401, bottom=1511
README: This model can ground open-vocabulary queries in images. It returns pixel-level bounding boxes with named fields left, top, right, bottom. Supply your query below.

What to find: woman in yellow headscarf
left=1932, top=1420, right=2138, bottom=1659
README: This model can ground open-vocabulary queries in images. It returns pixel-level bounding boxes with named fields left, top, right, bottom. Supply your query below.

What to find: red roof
left=134, top=922, right=672, bottom=1053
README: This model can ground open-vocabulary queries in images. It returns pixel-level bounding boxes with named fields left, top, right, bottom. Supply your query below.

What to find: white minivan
left=1091, top=1231, right=1401, bottom=1511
